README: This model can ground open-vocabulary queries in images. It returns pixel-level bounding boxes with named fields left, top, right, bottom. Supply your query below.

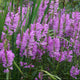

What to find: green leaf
left=57, top=36, right=73, bottom=44
left=31, top=0, right=42, bottom=24
left=40, top=0, right=51, bottom=24
left=0, top=13, right=4, bottom=40
left=27, top=0, right=37, bottom=28
left=0, top=0, right=8, bottom=41
left=13, top=60, right=24, bottom=76
left=41, top=70, right=61, bottom=80
left=24, top=3, right=30, bottom=31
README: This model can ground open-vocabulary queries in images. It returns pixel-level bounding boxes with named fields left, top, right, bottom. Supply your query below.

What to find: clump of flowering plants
left=0, top=0, right=80, bottom=80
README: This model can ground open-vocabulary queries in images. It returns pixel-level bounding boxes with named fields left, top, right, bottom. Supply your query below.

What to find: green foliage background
left=0, top=0, right=80, bottom=80
left=59, top=0, right=80, bottom=12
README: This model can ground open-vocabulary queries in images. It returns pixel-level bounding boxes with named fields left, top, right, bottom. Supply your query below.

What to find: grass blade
left=41, top=70, right=56, bottom=80
left=40, top=0, right=51, bottom=24
left=31, top=0, right=42, bottom=24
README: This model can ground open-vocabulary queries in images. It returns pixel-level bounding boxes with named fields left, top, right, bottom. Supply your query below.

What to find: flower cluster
left=20, top=61, right=34, bottom=68
left=0, top=49, right=15, bottom=73
left=0, top=0, right=80, bottom=79
left=16, top=23, right=49, bottom=59
left=3, top=7, right=27, bottom=35
left=70, top=66, right=80, bottom=79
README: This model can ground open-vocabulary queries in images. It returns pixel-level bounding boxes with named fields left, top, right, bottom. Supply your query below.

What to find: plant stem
left=6, top=72, right=9, bottom=80
left=13, top=60, right=24, bottom=76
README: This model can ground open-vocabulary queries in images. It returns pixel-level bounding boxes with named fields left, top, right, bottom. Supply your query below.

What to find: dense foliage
left=0, top=0, right=80, bottom=80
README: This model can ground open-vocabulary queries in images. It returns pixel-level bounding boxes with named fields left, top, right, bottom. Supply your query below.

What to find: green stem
left=6, top=72, right=9, bottom=80
left=13, top=60, right=24, bottom=76
left=24, top=2, right=30, bottom=31
left=55, top=62, right=59, bottom=74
